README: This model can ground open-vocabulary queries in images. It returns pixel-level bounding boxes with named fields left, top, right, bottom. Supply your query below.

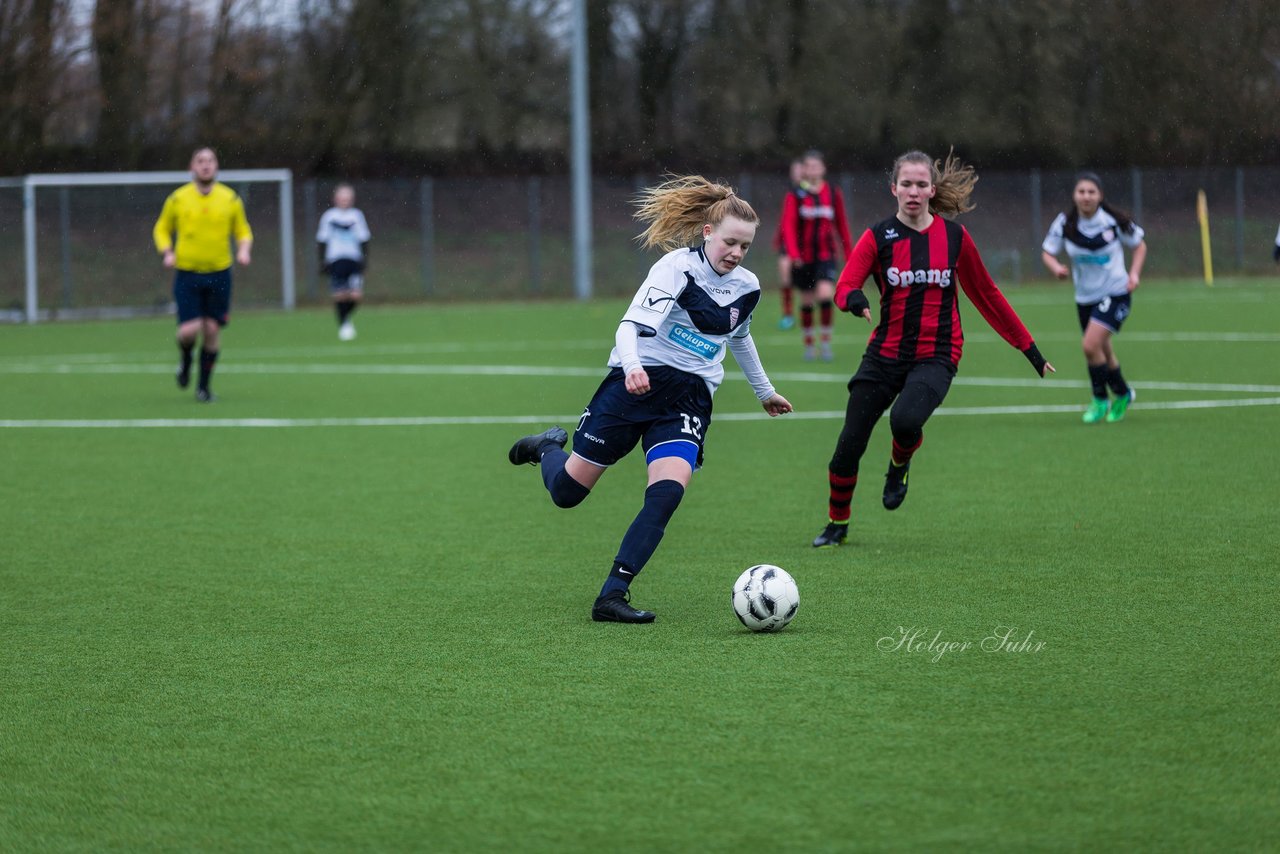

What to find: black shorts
left=1077, top=294, right=1131, bottom=334
left=572, top=366, right=713, bottom=470
left=329, top=258, right=365, bottom=292
left=791, top=260, right=838, bottom=291
left=849, top=352, right=957, bottom=398
left=174, top=269, right=232, bottom=326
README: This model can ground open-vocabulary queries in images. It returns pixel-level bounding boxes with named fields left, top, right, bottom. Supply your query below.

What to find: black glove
left=842, top=289, right=870, bottom=316
left=1023, top=343, right=1048, bottom=377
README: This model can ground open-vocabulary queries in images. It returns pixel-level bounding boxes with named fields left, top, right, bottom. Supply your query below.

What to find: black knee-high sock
left=178, top=340, right=195, bottom=373
left=601, top=480, right=685, bottom=597
left=198, top=348, right=219, bottom=391
left=1087, top=364, right=1108, bottom=399
left=540, top=447, right=590, bottom=508
left=336, top=301, right=356, bottom=325
left=1107, top=365, right=1129, bottom=397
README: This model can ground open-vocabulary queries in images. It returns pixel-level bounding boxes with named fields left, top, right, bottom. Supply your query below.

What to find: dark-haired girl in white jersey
left=1042, top=173, right=1147, bottom=423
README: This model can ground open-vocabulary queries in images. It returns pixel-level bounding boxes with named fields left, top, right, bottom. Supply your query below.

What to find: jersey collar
left=694, top=244, right=728, bottom=279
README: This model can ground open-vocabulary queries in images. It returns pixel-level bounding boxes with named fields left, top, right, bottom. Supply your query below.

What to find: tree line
left=2, top=0, right=1278, bottom=176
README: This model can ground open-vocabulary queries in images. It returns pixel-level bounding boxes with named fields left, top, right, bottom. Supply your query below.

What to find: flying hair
left=891, top=148, right=978, bottom=217
left=633, top=174, right=759, bottom=251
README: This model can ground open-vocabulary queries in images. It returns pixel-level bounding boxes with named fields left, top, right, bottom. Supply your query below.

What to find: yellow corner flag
left=1196, top=189, right=1214, bottom=286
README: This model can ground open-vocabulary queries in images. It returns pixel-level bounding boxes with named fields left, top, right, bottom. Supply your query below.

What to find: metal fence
left=3, top=166, right=1278, bottom=320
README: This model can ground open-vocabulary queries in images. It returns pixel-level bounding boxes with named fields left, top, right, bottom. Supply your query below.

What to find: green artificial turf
left=2, top=278, right=1277, bottom=850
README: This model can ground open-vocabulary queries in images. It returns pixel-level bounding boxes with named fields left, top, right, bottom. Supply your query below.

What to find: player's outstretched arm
left=1022, top=343, right=1055, bottom=378
left=761, top=393, right=793, bottom=417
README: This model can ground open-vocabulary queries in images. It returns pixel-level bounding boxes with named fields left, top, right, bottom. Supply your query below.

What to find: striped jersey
left=152, top=182, right=252, bottom=273
left=1041, top=209, right=1144, bottom=304
left=610, top=246, right=761, bottom=394
left=835, top=215, right=1033, bottom=365
left=780, top=181, right=853, bottom=264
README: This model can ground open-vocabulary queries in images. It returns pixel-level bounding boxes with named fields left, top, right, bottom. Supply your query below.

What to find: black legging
left=829, top=379, right=948, bottom=478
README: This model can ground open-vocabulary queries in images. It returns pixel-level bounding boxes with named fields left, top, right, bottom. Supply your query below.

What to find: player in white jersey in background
left=1042, top=172, right=1147, bottom=423
left=316, top=183, right=371, bottom=341
left=508, top=175, right=793, bottom=624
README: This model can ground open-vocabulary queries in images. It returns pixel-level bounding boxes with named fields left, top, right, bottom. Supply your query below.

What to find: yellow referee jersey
left=152, top=182, right=253, bottom=273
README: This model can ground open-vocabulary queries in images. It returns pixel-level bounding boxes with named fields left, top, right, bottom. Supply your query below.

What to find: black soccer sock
left=178, top=340, right=195, bottom=373
left=603, top=480, right=685, bottom=596
left=1087, top=363, right=1109, bottom=399
left=198, top=348, right=219, bottom=391
left=337, top=300, right=357, bottom=325
left=540, top=448, right=590, bottom=509
left=1107, top=365, right=1130, bottom=397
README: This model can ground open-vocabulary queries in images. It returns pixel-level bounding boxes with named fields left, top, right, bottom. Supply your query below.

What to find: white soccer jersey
left=609, top=246, right=762, bottom=395
left=317, top=207, right=371, bottom=263
left=1042, top=209, right=1145, bottom=304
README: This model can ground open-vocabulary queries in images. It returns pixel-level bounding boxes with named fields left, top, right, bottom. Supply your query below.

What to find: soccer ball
left=732, top=565, right=799, bottom=632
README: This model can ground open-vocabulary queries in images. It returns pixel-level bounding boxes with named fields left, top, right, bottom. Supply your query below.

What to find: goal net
left=5, top=170, right=295, bottom=323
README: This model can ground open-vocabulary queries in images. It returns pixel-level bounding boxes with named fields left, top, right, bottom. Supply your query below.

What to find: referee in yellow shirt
left=153, top=147, right=253, bottom=402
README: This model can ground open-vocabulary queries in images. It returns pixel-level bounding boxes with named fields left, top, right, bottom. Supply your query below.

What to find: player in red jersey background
left=780, top=150, right=853, bottom=360
left=812, top=150, right=1055, bottom=548
left=773, top=157, right=806, bottom=330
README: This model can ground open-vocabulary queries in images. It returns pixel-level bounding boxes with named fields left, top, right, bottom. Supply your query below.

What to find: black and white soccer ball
left=732, top=564, right=799, bottom=632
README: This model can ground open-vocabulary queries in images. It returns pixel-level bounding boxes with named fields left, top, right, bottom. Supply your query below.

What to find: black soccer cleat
left=508, top=426, right=568, bottom=466
left=883, top=461, right=910, bottom=510
left=591, top=590, right=656, bottom=623
left=195, top=388, right=216, bottom=403
left=176, top=364, right=191, bottom=389
left=812, top=521, right=848, bottom=548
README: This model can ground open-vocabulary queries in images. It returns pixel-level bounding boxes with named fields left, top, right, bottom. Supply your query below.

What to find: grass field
left=2, top=277, right=1278, bottom=850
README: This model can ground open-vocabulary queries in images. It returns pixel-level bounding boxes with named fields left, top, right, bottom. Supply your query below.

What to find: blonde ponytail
left=633, top=175, right=759, bottom=251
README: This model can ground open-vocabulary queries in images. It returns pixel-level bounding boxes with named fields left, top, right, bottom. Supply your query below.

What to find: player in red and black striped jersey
left=812, top=150, right=1055, bottom=548
left=773, top=158, right=806, bottom=330
left=780, top=151, right=853, bottom=360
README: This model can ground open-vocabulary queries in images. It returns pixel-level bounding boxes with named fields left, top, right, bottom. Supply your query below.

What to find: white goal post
left=20, top=170, right=295, bottom=324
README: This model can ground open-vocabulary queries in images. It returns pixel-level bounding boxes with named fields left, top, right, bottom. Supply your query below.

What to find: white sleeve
left=1275, top=223, right=1280, bottom=245
left=1120, top=220, right=1145, bottom=248
left=619, top=255, right=686, bottom=336
left=615, top=321, right=642, bottom=375
left=315, top=210, right=331, bottom=242
left=1041, top=213, right=1066, bottom=255
left=356, top=210, right=371, bottom=242
left=727, top=333, right=776, bottom=401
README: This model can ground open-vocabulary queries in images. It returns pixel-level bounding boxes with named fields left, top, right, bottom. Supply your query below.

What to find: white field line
left=3, top=397, right=1280, bottom=429
left=1, top=359, right=1278, bottom=395
left=1, top=329, right=1277, bottom=367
